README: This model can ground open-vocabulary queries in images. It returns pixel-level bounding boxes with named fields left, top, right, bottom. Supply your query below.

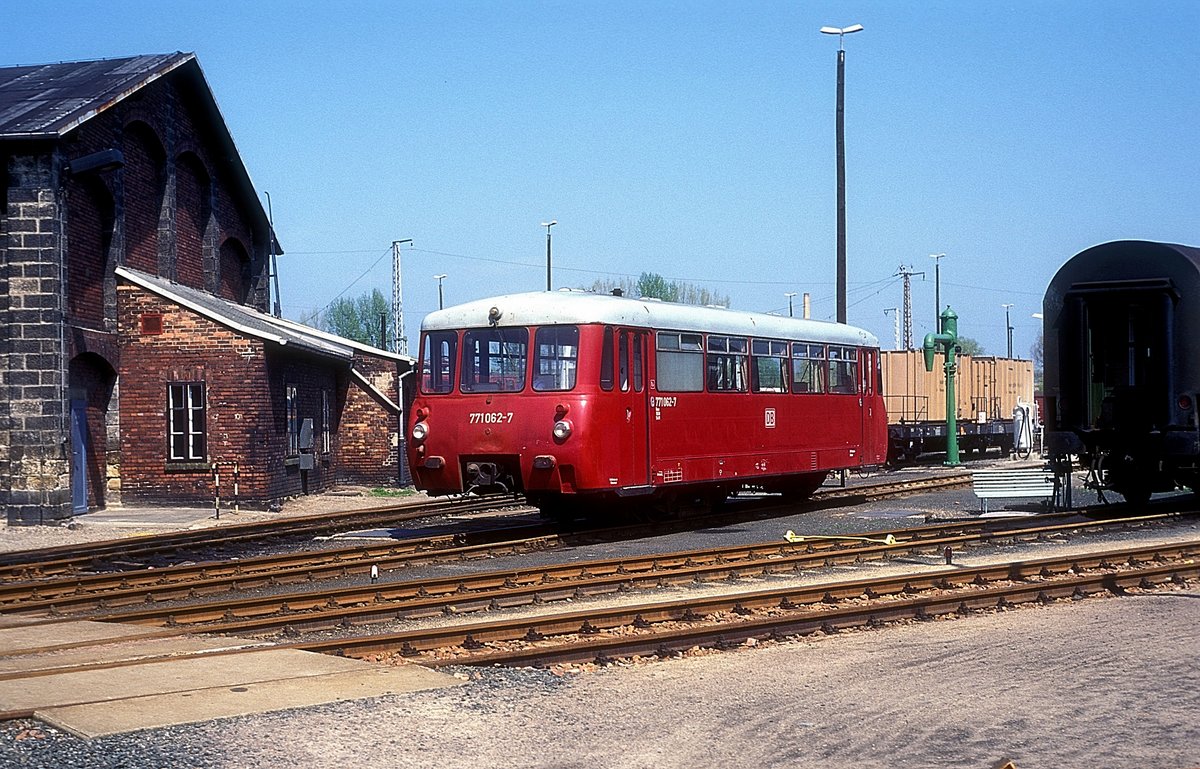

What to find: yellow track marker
left=784, top=530, right=903, bottom=546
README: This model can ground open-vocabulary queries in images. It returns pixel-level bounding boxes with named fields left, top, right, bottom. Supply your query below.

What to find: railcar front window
left=792, top=343, right=827, bottom=394
left=751, top=339, right=789, bottom=393
left=421, top=331, right=458, bottom=394
left=461, top=328, right=528, bottom=392
left=656, top=332, right=704, bottom=392
left=533, top=326, right=579, bottom=392
left=707, top=335, right=748, bottom=392
left=829, top=346, right=859, bottom=394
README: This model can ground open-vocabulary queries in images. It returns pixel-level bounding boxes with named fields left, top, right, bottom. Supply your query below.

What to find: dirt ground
left=3, top=479, right=1198, bottom=768
left=203, top=588, right=1200, bottom=769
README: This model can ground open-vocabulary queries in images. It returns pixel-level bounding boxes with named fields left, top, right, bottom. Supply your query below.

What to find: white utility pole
left=883, top=307, right=900, bottom=350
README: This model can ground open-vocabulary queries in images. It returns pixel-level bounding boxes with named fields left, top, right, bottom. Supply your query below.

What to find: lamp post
left=1002, top=303, right=1014, bottom=358
left=930, top=252, right=946, bottom=331
left=785, top=292, right=798, bottom=317
left=541, top=220, right=557, bottom=291
left=434, top=274, right=447, bottom=310
left=820, top=23, right=863, bottom=325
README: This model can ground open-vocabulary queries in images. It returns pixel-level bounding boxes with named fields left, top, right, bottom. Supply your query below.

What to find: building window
left=286, top=383, right=299, bottom=455
left=168, top=383, right=206, bottom=461
left=321, top=389, right=332, bottom=454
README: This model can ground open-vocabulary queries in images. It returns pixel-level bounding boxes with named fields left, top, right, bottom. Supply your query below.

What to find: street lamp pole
left=1002, top=303, right=1014, bottom=358
left=434, top=274, right=447, bottom=310
left=820, top=23, right=863, bottom=325
left=785, top=292, right=798, bottom=318
left=541, top=220, right=557, bottom=291
left=930, top=252, right=946, bottom=332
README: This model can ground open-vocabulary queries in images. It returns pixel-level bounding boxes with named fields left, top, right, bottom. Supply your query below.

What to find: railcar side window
left=751, top=339, right=789, bottom=393
left=792, top=343, right=827, bottom=394
left=420, top=331, right=458, bottom=394
left=656, top=332, right=704, bottom=392
left=533, top=326, right=579, bottom=392
left=829, top=346, right=859, bottom=394
left=632, top=332, right=645, bottom=392
left=600, top=327, right=615, bottom=391
left=707, top=335, right=749, bottom=392
left=619, top=332, right=630, bottom=391
left=461, top=328, right=528, bottom=392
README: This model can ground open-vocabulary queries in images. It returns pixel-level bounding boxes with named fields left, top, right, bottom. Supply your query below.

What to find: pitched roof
left=116, top=266, right=413, bottom=365
left=0, top=53, right=280, bottom=254
left=0, top=53, right=192, bottom=138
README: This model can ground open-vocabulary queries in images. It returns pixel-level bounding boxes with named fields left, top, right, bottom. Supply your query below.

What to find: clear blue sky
left=7, top=1, right=1199, bottom=358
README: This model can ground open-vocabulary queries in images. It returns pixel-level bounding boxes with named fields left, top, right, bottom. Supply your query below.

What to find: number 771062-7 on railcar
left=406, top=290, right=888, bottom=518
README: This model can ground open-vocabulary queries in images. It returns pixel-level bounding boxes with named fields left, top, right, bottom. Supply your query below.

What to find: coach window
left=707, top=335, right=748, bottom=392
left=829, top=346, right=859, bottom=394
left=751, top=339, right=789, bottom=393
left=533, top=326, right=579, bottom=391
left=792, top=343, right=827, bottom=393
left=656, top=331, right=704, bottom=392
left=632, top=331, right=645, bottom=391
left=600, top=326, right=615, bottom=391
left=421, top=331, right=457, bottom=394
left=461, top=328, right=528, bottom=392
left=619, top=332, right=630, bottom=391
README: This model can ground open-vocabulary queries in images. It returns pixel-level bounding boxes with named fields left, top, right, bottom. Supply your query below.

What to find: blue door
left=70, top=399, right=88, bottom=513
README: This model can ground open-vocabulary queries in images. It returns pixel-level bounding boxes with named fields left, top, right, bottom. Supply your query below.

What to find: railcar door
left=859, top=348, right=881, bottom=465
left=616, top=328, right=651, bottom=487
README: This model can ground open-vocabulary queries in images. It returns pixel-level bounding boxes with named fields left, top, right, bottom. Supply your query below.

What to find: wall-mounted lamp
left=64, top=148, right=125, bottom=176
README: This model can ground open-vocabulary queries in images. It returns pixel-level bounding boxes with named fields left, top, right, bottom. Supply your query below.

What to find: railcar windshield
left=461, top=328, right=529, bottom=392
left=533, top=326, right=579, bottom=391
left=420, top=331, right=457, bottom=394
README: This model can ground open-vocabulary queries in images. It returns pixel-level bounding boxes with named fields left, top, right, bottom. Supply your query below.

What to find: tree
left=955, top=336, right=986, bottom=356
left=581, top=273, right=730, bottom=307
left=320, top=288, right=392, bottom=348
left=1031, top=330, right=1044, bottom=391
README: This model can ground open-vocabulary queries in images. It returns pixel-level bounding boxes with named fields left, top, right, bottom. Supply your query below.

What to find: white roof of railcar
left=421, top=291, right=878, bottom=348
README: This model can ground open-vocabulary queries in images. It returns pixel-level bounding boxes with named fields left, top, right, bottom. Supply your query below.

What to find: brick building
left=0, top=53, right=413, bottom=525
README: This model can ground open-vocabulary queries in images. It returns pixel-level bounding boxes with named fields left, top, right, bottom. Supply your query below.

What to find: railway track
left=294, top=538, right=1200, bottom=668
left=6, top=509, right=1190, bottom=639
left=4, top=538, right=1193, bottom=681
left=0, top=472, right=975, bottom=604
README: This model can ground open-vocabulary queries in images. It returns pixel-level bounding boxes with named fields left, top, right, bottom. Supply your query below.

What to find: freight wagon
left=881, top=349, right=1035, bottom=463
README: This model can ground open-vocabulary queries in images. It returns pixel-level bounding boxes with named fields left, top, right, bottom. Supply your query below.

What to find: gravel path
left=3, top=471, right=1197, bottom=767
left=1, top=589, right=1195, bottom=768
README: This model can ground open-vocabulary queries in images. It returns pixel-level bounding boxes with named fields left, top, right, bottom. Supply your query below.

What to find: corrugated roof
left=0, top=53, right=192, bottom=138
left=116, top=266, right=409, bottom=364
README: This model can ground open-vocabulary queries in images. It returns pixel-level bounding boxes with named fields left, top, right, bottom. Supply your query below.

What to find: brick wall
left=115, top=281, right=377, bottom=506
left=0, top=65, right=282, bottom=521
left=0, top=152, right=71, bottom=524
left=338, top=353, right=405, bottom=487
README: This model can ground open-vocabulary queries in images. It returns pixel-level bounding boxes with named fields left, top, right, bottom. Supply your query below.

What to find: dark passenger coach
left=1044, top=240, right=1200, bottom=503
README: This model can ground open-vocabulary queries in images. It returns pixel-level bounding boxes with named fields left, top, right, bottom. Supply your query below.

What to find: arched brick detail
left=218, top=237, right=252, bottom=304
left=66, top=176, right=115, bottom=330
left=175, top=152, right=211, bottom=290
left=121, top=121, right=165, bottom=274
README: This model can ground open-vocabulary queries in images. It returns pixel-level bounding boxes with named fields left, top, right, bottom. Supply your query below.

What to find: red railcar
left=408, top=291, right=888, bottom=515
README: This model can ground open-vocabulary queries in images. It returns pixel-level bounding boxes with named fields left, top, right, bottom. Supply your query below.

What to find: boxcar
left=1044, top=240, right=1200, bottom=503
left=407, top=291, right=888, bottom=516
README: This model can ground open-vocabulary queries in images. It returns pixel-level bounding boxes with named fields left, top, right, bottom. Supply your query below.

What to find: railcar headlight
left=552, top=419, right=573, bottom=441
left=412, top=421, right=429, bottom=442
